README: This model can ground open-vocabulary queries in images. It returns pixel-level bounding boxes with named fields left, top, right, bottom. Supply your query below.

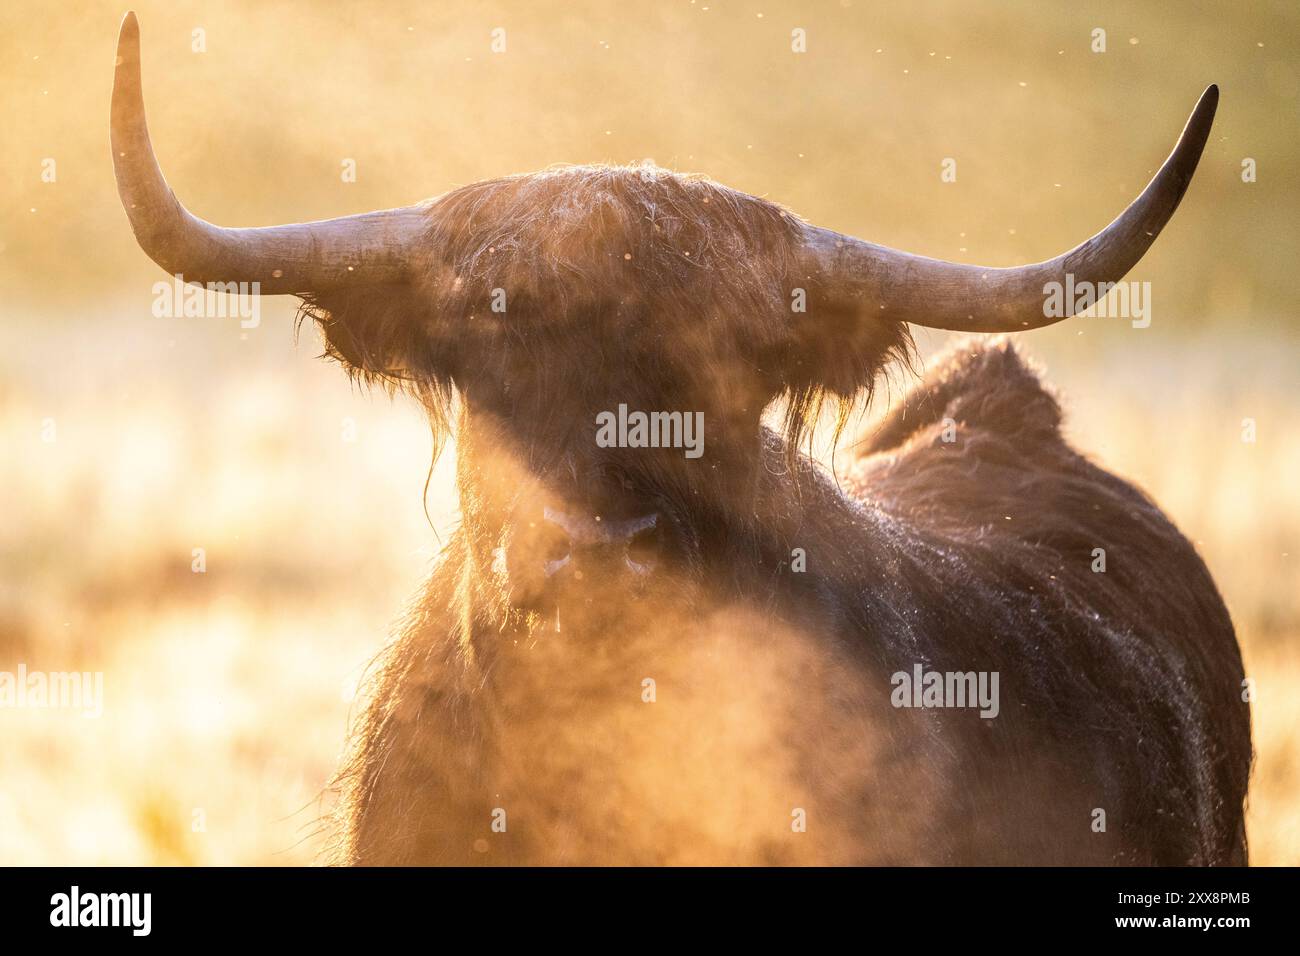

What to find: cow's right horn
left=111, top=11, right=428, bottom=295
left=797, top=85, right=1218, bottom=334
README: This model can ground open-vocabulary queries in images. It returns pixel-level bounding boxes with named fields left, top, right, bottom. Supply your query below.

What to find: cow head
left=110, top=12, right=1216, bottom=627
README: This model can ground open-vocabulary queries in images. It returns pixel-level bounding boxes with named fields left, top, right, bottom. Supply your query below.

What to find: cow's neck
left=450, top=419, right=884, bottom=642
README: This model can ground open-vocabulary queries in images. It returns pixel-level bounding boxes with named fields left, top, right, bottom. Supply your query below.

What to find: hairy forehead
left=420, top=165, right=801, bottom=281
left=404, top=164, right=804, bottom=354
left=428, top=163, right=796, bottom=235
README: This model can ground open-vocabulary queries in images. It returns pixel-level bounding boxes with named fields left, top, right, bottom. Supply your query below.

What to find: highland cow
left=111, top=12, right=1250, bottom=864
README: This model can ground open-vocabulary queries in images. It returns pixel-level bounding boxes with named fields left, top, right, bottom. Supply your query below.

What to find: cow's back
left=844, top=338, right=1252, bottom=864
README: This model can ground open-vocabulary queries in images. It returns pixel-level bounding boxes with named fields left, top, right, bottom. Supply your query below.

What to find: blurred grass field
left=1, top=0, right=1296, bottom=864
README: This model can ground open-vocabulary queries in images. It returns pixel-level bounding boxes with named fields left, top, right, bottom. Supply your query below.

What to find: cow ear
left=780, top=295, right=914, bottom=398
left=298, top=285, right=449, bottom=383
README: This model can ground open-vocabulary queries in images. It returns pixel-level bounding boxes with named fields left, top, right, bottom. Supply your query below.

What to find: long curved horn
left=111, top=11, right=428, bottom=294
left=798, top=85, right=1218, bottom=333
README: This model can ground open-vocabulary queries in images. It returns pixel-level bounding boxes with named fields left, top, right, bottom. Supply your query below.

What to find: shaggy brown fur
left=299, top=165, right=1249, bottom=865
left=299, top=164, right=914, bottom=464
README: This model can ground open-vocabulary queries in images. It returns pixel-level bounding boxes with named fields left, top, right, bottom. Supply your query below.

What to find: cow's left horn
left=798, top=85, right=1218, bottom=333
left=111, top=11, right=428, bottom=294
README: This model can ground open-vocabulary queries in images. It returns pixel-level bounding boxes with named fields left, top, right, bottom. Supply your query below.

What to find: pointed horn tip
left=1175, top=84, right=1218, bottom=154
left=118, top=11, right=139, bottom=48
left=1192, top=84, right=1219, bottom=123
left=113, top=13, right=140, bottom=88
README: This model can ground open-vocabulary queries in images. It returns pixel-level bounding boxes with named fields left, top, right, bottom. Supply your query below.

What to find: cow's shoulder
left=859, top=336, right=1063, bottom=456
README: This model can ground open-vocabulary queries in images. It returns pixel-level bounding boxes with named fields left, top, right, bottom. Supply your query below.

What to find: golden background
left=0, top=0, right=1296, bottom=863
